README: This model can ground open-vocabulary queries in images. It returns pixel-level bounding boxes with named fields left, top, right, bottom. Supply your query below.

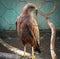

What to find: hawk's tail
left=34, top=42, right=41, bottom=53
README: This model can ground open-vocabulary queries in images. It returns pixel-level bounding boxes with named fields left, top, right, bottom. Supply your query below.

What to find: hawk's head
left=23, top=3, right=38, bottom=13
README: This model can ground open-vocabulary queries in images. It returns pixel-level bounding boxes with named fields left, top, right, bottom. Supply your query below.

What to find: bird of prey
left=16, top=3, right=41, bottom=59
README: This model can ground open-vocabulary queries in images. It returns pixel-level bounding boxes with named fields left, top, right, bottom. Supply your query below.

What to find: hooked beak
left=35, top=8, right=38, bottom=16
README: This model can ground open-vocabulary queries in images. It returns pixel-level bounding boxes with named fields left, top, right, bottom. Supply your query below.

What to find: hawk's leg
left=21, top=45, right=26, bottom=57
left=24, top=45, right=26, bottom=57
left=29, top=47, right=35, bottom=59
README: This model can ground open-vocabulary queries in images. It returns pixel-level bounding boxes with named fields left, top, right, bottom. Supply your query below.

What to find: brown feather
left=16, top=3, right=41, bottom=53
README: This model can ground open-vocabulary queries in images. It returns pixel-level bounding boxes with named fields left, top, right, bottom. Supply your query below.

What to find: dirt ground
left=0, top=30, right=60, bottom=59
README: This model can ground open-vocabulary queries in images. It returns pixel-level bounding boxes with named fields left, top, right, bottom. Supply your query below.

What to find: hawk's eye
left=30, top=7, right=35, bottom=9
left=28, top=6, right=35, bottom=11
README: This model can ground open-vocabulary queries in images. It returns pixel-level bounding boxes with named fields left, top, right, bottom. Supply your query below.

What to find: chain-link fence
left=0, top=0, right=59, bottom=31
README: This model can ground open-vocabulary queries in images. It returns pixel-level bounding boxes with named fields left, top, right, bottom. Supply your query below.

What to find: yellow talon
left=29, top=55, right=35, bottom=59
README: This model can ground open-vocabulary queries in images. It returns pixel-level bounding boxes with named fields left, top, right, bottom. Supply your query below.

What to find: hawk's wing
left=27, top=19, right=40, bottom=44
left=16, top=16, right=21, bottom=37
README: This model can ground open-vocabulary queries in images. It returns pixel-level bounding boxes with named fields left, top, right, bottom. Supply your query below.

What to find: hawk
left=16, top=3, right=41, bottom=59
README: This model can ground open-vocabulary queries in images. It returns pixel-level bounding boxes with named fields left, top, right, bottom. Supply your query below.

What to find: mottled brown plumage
left=16, top=3, right=40, bottom=58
